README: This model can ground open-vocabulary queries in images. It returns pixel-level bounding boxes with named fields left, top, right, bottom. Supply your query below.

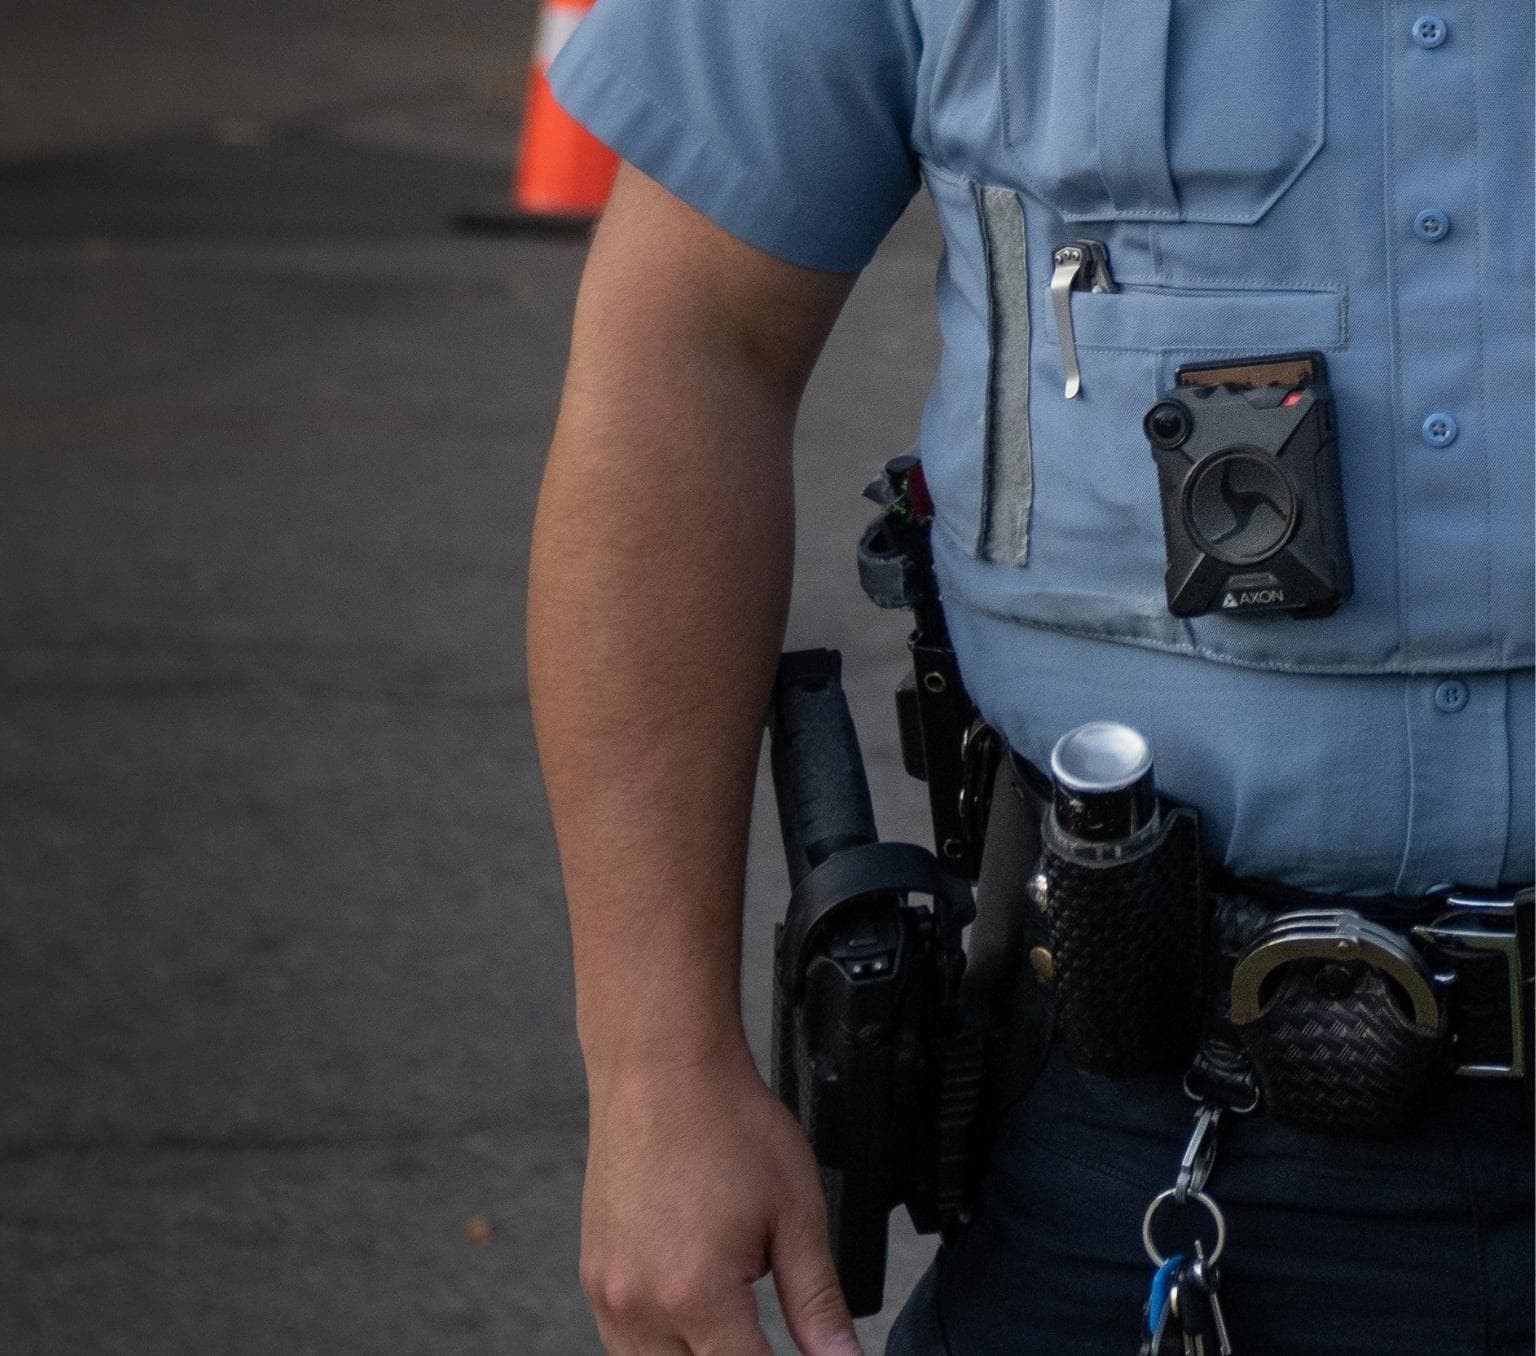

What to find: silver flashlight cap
left=1049, top=721, right=1153, bottom=793
left=1048, top=722, right=1156, bottom=843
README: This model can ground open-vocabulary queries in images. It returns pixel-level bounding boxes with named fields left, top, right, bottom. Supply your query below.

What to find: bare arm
left=528, top=165, right=861, bottom=1354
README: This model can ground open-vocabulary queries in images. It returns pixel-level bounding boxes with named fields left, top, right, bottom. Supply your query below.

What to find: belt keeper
left=1410, top=891, right=1531, bottom=1079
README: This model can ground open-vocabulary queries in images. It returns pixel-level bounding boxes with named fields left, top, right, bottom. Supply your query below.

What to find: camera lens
left=1144, top=401, right=1192, bottom=449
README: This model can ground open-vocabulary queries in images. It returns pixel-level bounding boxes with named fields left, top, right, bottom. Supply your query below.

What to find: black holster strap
left=778, top=841, right=974, bottom=999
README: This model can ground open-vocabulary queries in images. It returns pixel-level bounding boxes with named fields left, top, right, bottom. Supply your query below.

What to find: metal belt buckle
left=1229, top=908, right=1442, bottom=1035
left=1412, top=892, right=1530, bottom=1079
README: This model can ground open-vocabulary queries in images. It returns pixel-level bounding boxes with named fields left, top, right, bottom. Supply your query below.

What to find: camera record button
left=1422, top=411, right=1459, bottom=447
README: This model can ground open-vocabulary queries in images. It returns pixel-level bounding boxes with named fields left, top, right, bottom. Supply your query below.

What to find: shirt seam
left=1392, top=677, right=1419, bottom=895
left=592, top=57, right=862, bottom=240
left=1467, top=3, right=1496, bottom=656
left=935, top=515, right=1530, bottom=677
left=1072, top=340, right=1346, bottom=356
left=1446, top=1120, right=1492, bottom=1353
left=1383, top=1, right=1412, bottom=661
left=1036, top=280, right=1348, bottom=354
left=949, top=597, right=1528, bottom=676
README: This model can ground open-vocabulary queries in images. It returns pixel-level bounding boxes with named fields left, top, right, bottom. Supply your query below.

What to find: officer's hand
left=579, top=1043, right=862, bottom=1356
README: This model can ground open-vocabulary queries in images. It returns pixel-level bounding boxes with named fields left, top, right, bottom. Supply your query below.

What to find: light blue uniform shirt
left=551, top=1, right=1535, bottom=895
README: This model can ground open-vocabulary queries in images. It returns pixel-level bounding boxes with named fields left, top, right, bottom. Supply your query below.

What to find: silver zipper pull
left=1050, top=239, right=1116, bottom=399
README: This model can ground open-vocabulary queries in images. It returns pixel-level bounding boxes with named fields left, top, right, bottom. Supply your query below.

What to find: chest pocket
left=1001, top=0, right=1325, bottom=224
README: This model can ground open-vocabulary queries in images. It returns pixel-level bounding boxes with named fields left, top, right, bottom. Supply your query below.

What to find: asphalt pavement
left=0, top=5, right=943, bottom=1352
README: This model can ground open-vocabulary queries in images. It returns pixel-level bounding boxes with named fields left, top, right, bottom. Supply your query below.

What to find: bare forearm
left=532, top=167, right=865, bottom=1356
left=528, top=170, right=853, bottom=1084
left=528, top=356, right=793, bottom=1074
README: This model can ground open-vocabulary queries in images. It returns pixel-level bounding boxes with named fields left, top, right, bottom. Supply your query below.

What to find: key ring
left=1142, top=1187, right=1227, bottom=1269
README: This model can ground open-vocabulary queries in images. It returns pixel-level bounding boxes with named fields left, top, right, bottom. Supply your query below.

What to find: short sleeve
left=547, top=0, right=922, bottom=272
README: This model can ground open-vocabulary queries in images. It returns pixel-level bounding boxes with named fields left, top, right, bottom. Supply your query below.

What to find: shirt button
left=1422, top=411, right=1459, bottom=447
left=1411, top=15, right=1448, bottom=48
left=1434, top=679, right=1468, bottom=713
left=1414, top=208, right=1450, bottom=241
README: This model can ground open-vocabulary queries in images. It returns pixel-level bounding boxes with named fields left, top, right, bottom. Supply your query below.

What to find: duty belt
left=987, top=747, right=1534, bottom=1136
left=1226, top=885, right=1532, bottom=1078
left=1196, top=879, right=1533, bottom=1135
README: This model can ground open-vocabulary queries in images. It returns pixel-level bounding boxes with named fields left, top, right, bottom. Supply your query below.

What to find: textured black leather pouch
left=1038, top=805, right=1203, bottom=1079
left=1232, top=961, right=1445, bottom=1136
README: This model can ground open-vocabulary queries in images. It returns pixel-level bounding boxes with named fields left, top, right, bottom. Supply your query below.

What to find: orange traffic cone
left=458, top=0, right=619, bottom=233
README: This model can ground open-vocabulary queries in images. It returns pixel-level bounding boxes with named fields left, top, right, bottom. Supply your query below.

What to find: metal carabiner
left=1174, top=1103, right=1222, bottom=1205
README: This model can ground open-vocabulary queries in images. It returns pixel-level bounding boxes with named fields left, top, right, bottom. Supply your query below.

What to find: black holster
left=768, top=649, right=980, bottom=1319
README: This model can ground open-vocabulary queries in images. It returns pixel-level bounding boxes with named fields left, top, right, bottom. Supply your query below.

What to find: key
left=1173, top=1277, right=1209, bottom=1356
left=1185, top=1252, right=1234, bottom=1356
left=1139, top=1256, right=1183, bottom=1356
left=1149, top=1301, right=1186, bottom=1356
left=1207, top=1284, right=1234, bottom=1355
left=1138, top=1296, right=1174, bottom=1356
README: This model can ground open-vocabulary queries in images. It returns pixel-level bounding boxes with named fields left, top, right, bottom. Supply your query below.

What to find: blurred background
left=0, top=2, right=942, bottom=1350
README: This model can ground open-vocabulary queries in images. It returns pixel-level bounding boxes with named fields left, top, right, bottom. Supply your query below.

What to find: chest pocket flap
left=1002, top=0, right=1326, bottom=225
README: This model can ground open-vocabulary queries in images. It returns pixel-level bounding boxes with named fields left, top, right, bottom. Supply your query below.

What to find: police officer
left=526, top=1, right=1534, bottom=1351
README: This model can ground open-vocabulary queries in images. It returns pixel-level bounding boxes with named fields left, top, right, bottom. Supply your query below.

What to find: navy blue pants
left=886, top=1047, right=1533, bottom=1354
